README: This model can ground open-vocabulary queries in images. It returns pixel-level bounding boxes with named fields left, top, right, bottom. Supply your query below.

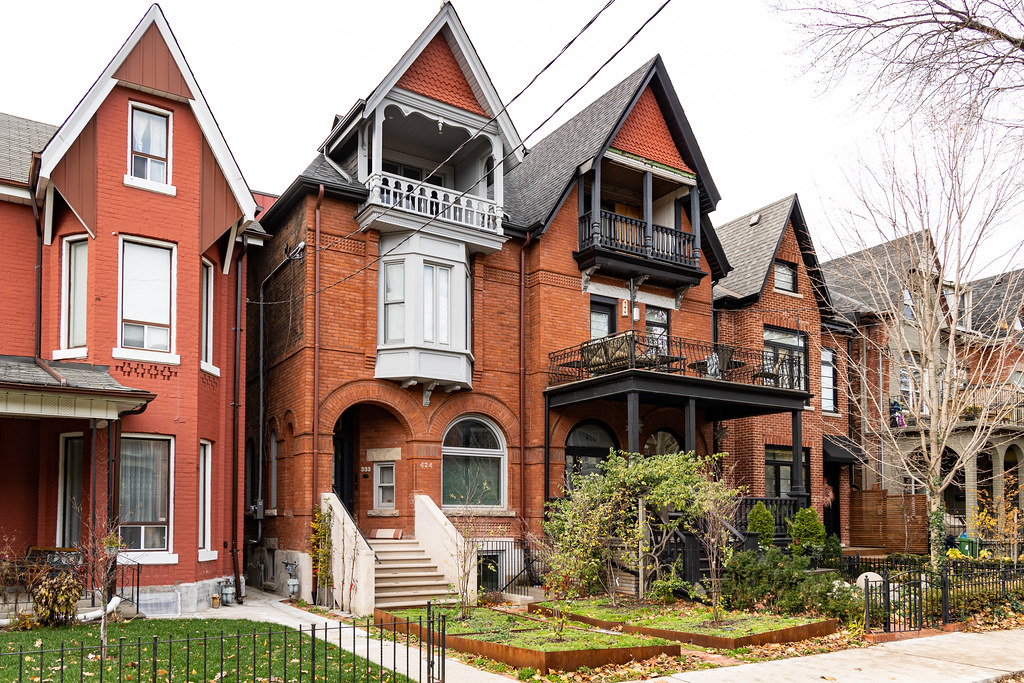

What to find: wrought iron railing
left=578, top=210, right=699, bottom=268
left=474, top=537, right=551, bottom=597
left=548, top=330, right=807, bottom=391
left=366, top=172, right=501, bottom=233
left=736, top=496, right=799, bottom=539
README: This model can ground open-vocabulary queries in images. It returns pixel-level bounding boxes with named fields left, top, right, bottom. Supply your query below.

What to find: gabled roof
left=36, top=4, right=256, bottom=224
left=968, top=268, right=1024, bottom=337
left=323, top=2, right=522, bottom=165
left=258, top=154, right=369, bottom=232
left=504, top=56, right=723, bottom=271
left=713, top=194, right=832, bottom=313
left=0, top=113, right=57, bottom=186
left=820, top=231, right=935, bottom=317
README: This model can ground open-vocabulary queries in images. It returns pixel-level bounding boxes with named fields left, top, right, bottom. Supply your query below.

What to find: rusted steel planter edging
left=374, top=608, right=681, bottom=673
left=527, top=605, right=838, bottom=650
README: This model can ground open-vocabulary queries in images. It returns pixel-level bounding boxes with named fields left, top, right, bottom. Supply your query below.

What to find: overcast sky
left=2, top=0, right=1014, bottom=273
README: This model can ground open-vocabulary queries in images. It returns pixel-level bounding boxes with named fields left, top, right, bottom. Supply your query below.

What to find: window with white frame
left=198, top=441, right=211, bottom=551
left=119, top=436, right=171, bottom=551
left=821, top=348, right=838, bottom=412
left=442, top=416, right=505, bottom=507
left=423, top=264, right=451, bottom=345
left=374, top=462, right=396, bottom=509
left=63, top=237, right=88, bottom=350
left=201, top=259, right=214, bottom=369
left=120, top=239, right=174, bottom=354
left=774, top=261, right=797, bottom=293
left=902, top=289, right=915, bottom=320
left=130, top=105, right=170, bottom=184
left=383, top=262, right=405, bottom=343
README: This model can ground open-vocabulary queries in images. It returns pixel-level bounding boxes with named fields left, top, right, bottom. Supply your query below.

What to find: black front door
left=333, top=409, right=357, bottom=513
left=823, top=462, right=842, bottom=537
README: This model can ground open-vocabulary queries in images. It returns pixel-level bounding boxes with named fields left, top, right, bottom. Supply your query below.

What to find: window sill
left=52, top=348, right=87, bottom=361
left=822, top=410, right=843, bottom=418
left=368, top=509, right=399, bottom=517
left=198, top=549, right=219, bottom=562
left=119, top=551, right=178, bottom=565
left=112, top=347, right=181, bottom=365
left=441, top=507, right=515, bottom=517
left=773, top=288, right=804, bottom=299
left=123, top=174, right=177, bottom=197
left=200, top=361, right=221, bottom=377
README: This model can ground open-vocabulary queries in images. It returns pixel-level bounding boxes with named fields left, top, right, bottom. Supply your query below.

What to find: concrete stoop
left=370, top=538, right=457, bottom=611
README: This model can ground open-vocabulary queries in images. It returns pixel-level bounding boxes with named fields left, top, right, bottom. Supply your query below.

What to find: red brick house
left=0, top=6, right=263, bottom=612
left=249, top=3, right=851, bottom=611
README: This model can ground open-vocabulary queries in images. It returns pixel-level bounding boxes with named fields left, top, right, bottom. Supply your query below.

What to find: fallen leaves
left=732, top=629, right=871, bottom=662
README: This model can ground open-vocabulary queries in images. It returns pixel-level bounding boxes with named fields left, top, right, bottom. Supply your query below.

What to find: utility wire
left=254, top=0, right=675, bottom=306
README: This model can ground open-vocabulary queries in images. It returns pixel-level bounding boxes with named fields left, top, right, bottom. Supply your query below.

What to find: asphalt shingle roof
left=712, top=195, right=796, bottom=302
left=0, top=112, right=57, bottom=184
left=300, top=154, right=365, bottom=191
left=819, top=231, right=934, bottom=315
left=504, top=59, right=654, bottom=229
left=0, top=355, right=149, bottom=394
left=967, top=268, right=1024, bottom=336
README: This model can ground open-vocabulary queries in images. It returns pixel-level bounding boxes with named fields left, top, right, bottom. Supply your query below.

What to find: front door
left=333, top=409, right=357, bottom=513
left=823, top=462, right=842, bottom=537
left=57, top=435, right=83, bottom=547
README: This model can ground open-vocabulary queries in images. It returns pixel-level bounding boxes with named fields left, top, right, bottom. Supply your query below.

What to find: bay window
left=423, top=264, right=451, bottom=345
left=119, top=436, right=171, bottom=551
left=442, top=416, right=505, bottom=508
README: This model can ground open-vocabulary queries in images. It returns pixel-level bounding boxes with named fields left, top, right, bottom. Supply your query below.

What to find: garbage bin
left=958, top=536, right=979, bottom=557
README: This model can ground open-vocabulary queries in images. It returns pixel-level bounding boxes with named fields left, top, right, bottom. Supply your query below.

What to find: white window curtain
left=119, top=438, right=170, bottom=538
left=122, top=241, right=172, bottom=351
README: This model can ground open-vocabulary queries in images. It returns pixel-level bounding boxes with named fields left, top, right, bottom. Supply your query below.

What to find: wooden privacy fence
left=849, top=490, right=928, bottom=554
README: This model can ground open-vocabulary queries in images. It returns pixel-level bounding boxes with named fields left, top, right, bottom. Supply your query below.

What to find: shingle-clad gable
left=0, top=113, right=57, bottom=185
left=610, top=87, right=692, bottom=174
left=396, top=32, right=487, bottom=116
left=713, top=195, right=797, bottom=303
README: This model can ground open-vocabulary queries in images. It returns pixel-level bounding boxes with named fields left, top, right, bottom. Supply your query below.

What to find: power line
left=254, top=0, right=675, bottom=306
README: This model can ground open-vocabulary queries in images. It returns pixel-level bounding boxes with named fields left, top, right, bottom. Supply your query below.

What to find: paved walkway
left=645, top=629, right=1024, bottom=683
left=172, top=589, right=508, bottom=683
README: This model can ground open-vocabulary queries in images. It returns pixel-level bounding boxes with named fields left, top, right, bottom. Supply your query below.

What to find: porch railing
left=548, top=330, right=807, bottom=391
left=474, top=537, right=551, bottom=597
left=366, top=172, right=501, bottom=233
left=579, top=210, right=699, bottom=268
left=736, top=496, right=799, bottom=540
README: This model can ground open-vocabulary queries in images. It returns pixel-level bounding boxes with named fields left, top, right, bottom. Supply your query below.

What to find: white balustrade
left=368, top=172, right=501, bottom=233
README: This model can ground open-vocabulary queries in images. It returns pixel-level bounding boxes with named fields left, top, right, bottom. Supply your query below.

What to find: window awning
left=0, top=356, right=154, bottom=420
left=823, top=434, right=864, bottom=464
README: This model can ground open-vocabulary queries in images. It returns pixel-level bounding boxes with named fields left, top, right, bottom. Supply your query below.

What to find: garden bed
left=376, top=607, right=681, bottom=673
left=529, top=600, right=837, bottom=649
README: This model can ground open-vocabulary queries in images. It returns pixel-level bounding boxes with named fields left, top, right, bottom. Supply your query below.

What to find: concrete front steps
left=370, top=538, right=456, bottom=611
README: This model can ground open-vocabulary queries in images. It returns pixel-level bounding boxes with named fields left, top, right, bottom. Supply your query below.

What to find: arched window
left=442, top=416, right=505, bottom=507
left=644, top=429, right=681, bottom=456
left=565, top=421, right=617, bottom=484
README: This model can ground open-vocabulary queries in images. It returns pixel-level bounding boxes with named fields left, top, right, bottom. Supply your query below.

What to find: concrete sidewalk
left=647, top=628, right=1024, bottom=683
left=167, top=589, right=509, bottom=683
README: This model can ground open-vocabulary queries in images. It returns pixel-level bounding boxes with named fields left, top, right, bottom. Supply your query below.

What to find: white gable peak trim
left=37, top=4, right=256, bottom=222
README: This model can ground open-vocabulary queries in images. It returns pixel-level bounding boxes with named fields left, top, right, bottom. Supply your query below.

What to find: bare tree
left=687, top=458, right=744, bottom=626
left=786, top=0, right=1024, bottom=124
left=822, top=107, right=1024, bottom=565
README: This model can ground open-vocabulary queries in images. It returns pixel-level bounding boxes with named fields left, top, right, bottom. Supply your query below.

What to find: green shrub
left=648, top=574, right=691, bottom=604
left=822, top=534, right=843, bottom=566
left=32, top=570, right=80, bottom=627
left=746, top=501, right=775, bottom=549
left=517, top=667, right=537, bottom=681
left=787, top=508, right=826, bottom=556
left=722, top=547, right=807, bottom=611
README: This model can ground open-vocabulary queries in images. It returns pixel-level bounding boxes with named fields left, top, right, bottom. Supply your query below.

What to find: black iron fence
left=474, top=537, right=551, bottom=597
left=0, top=615, right=446, bottom=683
left=548, top=330, right=807, bottom=390
left=863, top=563, right=1024, bottom=633
left=736, top=497, right=798, bottom=541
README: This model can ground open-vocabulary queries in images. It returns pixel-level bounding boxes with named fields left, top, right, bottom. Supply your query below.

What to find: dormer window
left=774, top=261, right=797, bottom=293
left=124, top=103, right=175, bottom=196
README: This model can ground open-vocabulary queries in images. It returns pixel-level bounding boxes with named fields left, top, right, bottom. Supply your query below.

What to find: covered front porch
left=544, top=331, right=813, bottom=506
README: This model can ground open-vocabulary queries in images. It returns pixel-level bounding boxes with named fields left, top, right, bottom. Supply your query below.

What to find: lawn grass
left=469, top=627, right=673, bottom=652
left=1, top=618, right=410, bottom=683
left=542, top=598, right=819, bottom=638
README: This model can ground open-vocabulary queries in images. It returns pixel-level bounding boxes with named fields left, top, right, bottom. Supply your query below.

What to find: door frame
left=56, top=432, right=84, bottom=547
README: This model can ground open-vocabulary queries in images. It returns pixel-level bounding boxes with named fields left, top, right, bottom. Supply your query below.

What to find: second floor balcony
left=579, top=210, right=700, bottom=268
left=367, top=171, right=501, bottom=234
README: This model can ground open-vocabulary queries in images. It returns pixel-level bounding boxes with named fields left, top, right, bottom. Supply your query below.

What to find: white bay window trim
left=198, top=440, right=217, bottom=562
left=124, top=101, right=176, bottom=196
left=55, top=235, right=89, bottom=360
left=200, top=258, right=219, bottom=376
left=383, top=261, right=406, bottom=344
left=113, top=236, right=180, bottom=365
left=119, top=433, right=175, bottom=561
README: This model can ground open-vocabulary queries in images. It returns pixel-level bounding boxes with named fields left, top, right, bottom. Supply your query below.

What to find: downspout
left=313, top=186, right=325, bottom=512
left=232, top=235, right=248, bottom=603
left=519, top=232, right=532, bottom=535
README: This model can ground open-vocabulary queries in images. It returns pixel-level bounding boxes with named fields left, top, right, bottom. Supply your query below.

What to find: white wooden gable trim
left=362, top=2, right=523, bottom=164
left=38, top=4, right=257, bottom=222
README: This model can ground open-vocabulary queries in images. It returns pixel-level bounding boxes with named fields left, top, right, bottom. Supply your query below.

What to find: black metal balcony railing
left=736, top=496, right=799, bottom=539
left=547, top=330, right=807, bottom=390
left=578, top=210, right=699, bottom=268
